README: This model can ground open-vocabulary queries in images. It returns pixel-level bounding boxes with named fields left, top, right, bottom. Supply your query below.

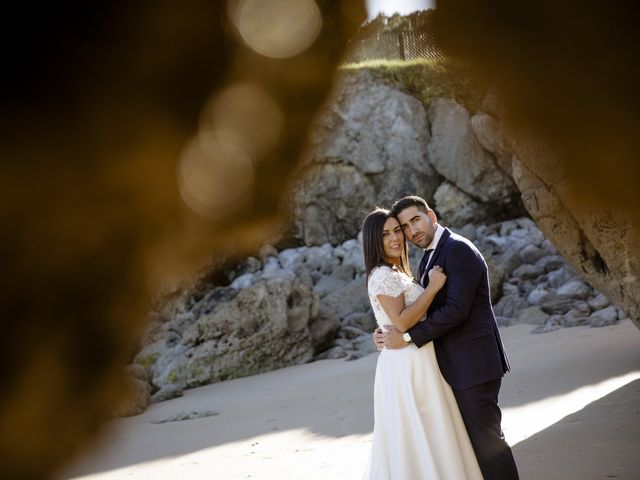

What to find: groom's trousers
left=453, top=378, right=519, bottom=480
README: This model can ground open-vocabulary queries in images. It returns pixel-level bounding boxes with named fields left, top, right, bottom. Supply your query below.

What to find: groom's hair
left=390, top=195, right=430, bottom=217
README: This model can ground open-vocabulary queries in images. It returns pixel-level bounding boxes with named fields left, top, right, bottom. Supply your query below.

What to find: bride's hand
left=427, top=265, right=447, bottom=292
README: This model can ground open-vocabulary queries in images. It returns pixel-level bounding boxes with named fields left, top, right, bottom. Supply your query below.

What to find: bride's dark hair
left=361, top=208, right=411, bottom=286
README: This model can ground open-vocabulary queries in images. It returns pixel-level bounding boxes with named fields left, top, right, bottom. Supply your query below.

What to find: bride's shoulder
left=368, top=265, right=408, bottom=297
left=368, top=264, right=412, bottom=286
left=369, top=264, right=395, bottom=278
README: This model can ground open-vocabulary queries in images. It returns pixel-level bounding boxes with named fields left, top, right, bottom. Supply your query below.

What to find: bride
left=361, top=208, right=483, bottom=480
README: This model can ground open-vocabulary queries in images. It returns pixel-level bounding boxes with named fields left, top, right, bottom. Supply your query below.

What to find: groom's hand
left=373, top=327, right=385, bottom=351
left=382, top=325, right=408, bottom=350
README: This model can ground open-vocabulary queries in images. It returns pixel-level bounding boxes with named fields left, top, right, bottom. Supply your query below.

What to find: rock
left=313, top=275, right=348, bottom=298
left=151, top=384, right=184, bottom=403
left=456, top=224, right=478, bottom=242
left=292, top=70, right=438, bottom=245
left=318, top=278, right=370, bottom=322
left=427, top=98, right=518, bottom=203
left=540, top=293, right=580, bottom=315
left=485, top=255, right=505, bottom=303
left=278, top=248, right=305, bottom=270
left=309, top=313, right=341, bottom=354
left=588, top=292, right=611, bottom=311
left=125, top=364, right=149, bottom=383
left=562, top=302, right=591, bottom=327
left=259, top=244, right=278, bottom=261
left=243, top=256, right=262, bottom=274
left=589, top=305, right=619, bottom=327
left=515, top=306, right=549, bottom=325
left=470, top=111, right=513, bottom=176
left=535, top=255, right=565, bottom=273
left=113, top=376, right=151, bottom=417
left=531, top=315, right=563, bottom=334
left=314, top=345, right=349, bottom=360
left=433, top=182, right=488, bottom=227
left=337, top=239, right=365, bottom=274
left=331, top=263, right=356, bottom=282
left=151, top=410, right=219, bottom=424
left=527, top=286, right=551, bottom=306
left=338, top=325, right=368, bottom=339
left=495, top=316, right=512, bottom=327
left=349, top=333, right=378, bottom=358
left=512, top=152, right=640, bottom=330
left=143, top=275, right=318, bottom=390
left=501, top=282, right=519, bottom=297
left=230, top=273, right=254, bottom=290
left=547, top=267, right=574, bottom=288
left=512, top=264, right=544, bottom=281
left=557, top=280, right=592, bottom=300
left=480, top=84, right=506, bottom=118
left=304, top=245, right=340, bottom=274
left=519, top=244, right=546, bottom=264
left=493, top=294, right=528, bottom=318
left=261, top=256, right=282, bottom=275
left=342, top=311, right=377, bottom=332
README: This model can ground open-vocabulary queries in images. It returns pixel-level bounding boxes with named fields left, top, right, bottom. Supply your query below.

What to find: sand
left=58, top=320, right=640, bottom=480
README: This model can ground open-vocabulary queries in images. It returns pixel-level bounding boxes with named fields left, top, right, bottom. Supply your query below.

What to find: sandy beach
left=58, top=320, right=640, bottom=480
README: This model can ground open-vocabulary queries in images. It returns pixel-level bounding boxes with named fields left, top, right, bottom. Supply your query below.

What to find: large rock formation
left=472, top=93, right=640, bottom=330
left=427, top=97, right=517, bottom=203
left=134, top=237, right=374, bottom=395
left=136, top=267, right=318, bottom=390
left=292, top=70, right=439, bottom=245
left=291, top=74, right=529, bottom=246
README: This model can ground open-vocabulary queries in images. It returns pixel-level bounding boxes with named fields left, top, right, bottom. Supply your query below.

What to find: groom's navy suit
left=407, top=227, right=519, bottom=480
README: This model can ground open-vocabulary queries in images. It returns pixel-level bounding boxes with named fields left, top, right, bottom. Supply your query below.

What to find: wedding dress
left=362, top=265, right=483, bottom=480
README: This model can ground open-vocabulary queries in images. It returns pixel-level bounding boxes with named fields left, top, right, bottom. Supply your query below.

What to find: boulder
left=112, top=375, right=151, bottom=417
left=138, top=275, right=318, bottom=390
left=343, top=311, right=377, bottom=332
left=588, top=292, right=611, bottom=311
left=470, top=111, right=514, bottom=176
left=151, top=384, right=185, bottom=404
left=556, top=280, right=592, bottom=300
left=589, top=305, right=619, bottom=327
left=515, top=306, right=549, bottom=325
left=433, top=182, right=488, bottom=227
left=519, top=244, right=546, bottom=265
left=427, top=97, right=518, bottom=204
left=493, top=294, right=528, bottom=318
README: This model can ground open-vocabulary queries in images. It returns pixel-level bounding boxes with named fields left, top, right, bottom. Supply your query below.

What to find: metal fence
left=343, top=31, right=446, bottom=63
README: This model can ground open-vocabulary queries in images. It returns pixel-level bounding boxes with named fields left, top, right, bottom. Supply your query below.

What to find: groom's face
left=396, top=206, right=437, bottom=249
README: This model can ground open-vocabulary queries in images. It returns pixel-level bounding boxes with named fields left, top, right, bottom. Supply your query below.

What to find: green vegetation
left=135, top=353, right=159, bottom=370
left=342, top=10, right=488, bottom=112
left=166, top=368, right=180, bottom=384
left=339, top=58, right=488, bottom=114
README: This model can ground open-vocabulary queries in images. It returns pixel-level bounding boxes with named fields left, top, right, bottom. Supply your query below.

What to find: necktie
left=418, top=248, right=434, bottom=286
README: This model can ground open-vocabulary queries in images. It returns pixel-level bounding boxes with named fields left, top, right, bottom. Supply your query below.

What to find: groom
left=374, top=195, right=519, bottom=480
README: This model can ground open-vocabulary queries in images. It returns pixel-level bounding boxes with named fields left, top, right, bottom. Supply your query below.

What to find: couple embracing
left=361, top=195, right=519, bottom=480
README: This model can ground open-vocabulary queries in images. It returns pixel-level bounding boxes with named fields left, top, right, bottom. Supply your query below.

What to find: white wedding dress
left=362, top=265, right=483, bottom=480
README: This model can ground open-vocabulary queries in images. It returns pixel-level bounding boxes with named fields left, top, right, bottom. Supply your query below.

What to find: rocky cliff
left=126, top=67, right=638, bottom=413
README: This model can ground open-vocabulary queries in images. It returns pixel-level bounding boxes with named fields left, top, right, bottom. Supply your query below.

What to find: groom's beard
left=410, top=235, right=431, bottom=249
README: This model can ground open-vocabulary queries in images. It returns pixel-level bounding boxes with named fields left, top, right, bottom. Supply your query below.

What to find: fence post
left=397, top=32, right=405, bottom=61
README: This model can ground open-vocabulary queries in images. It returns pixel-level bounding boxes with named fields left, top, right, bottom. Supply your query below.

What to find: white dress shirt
left=419, top=223, right=444, bottom=285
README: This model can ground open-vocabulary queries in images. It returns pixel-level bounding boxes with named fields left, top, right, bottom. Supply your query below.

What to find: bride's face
left=381, top=217, right=404, bottom=262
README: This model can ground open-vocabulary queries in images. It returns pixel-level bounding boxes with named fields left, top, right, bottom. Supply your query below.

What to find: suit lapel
left=422, top=228, right=451, bottom=287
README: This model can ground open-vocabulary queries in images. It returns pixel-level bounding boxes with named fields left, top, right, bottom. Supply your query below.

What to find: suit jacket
left=407, top=228, right=510, bottom=391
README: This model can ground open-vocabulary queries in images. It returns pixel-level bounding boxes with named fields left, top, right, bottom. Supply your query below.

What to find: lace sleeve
left=368, top=267, right=406, bottom=298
